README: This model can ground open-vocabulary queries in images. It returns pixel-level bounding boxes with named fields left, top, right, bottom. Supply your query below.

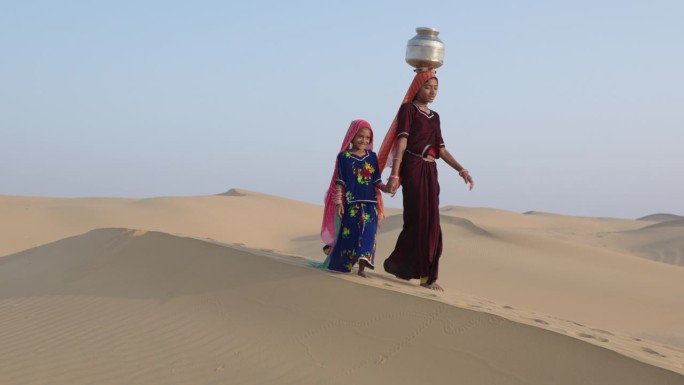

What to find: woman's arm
left=387, top=137, right=407, bottom=194
left=440, top=147, right=474, bottom=190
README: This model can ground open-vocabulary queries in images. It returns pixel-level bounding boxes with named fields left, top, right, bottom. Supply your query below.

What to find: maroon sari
left=383, top=103, right=445, bottom=285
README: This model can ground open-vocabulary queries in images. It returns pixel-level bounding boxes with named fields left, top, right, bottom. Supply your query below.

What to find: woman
left=379, top=70, right=474, bottom=291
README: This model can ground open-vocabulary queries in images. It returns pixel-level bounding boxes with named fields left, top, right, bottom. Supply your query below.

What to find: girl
left=314, top=119, right=388, bottom=277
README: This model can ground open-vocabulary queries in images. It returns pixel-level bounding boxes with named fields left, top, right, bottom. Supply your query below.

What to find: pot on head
left=405, top=27, right=444, bottom=70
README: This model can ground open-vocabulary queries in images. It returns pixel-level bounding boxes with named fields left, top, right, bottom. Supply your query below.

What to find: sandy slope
left=0, top=228, right=682, bottom=384
left=1, top=190, right=683, bottom=383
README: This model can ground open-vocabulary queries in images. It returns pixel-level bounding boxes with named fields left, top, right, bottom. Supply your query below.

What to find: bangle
left=389, top=175, right=400, bottom=179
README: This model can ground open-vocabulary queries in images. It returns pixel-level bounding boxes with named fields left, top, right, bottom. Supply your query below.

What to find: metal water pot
left=405, top=27, right=444, bottom=69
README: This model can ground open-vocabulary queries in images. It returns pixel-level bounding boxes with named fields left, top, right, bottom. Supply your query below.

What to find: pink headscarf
left=377, top=69, right=437, bottom=173
left=320, top=119, right=384, bottom=248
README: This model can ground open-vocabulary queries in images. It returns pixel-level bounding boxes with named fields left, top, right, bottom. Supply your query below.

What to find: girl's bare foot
left=420, top=282, right=443, bottom=291
left=357, top=260, right=368, bottom=278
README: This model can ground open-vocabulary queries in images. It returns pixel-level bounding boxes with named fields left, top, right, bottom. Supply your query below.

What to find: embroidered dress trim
left=406, top=149, right=436, bottom=162
left=348, top=152, right=370, bottom=161
left=347, top=199, right=378, bottom=204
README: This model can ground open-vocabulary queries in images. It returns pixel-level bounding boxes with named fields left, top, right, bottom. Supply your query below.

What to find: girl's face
left=350, top=128, right=372, bottom=151
left=415, top=78, right=438, bottom=104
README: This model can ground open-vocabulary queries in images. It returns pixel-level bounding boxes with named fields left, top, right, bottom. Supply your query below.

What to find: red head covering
left=377, top=69, right=437, bottom=172
left=320, top=119, right=384, bottom=247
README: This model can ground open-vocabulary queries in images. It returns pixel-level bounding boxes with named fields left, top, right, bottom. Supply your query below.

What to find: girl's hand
left=336, top=203, right=344, bottom=218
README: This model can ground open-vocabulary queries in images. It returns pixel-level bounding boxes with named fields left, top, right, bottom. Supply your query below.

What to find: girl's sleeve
left=396, top=103, right=414, bottom=139
left=335, top=153, right=347, bottom=187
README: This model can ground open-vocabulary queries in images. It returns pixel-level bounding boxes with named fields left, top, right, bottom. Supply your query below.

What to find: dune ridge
left=638, top=213, right=684, bottom=223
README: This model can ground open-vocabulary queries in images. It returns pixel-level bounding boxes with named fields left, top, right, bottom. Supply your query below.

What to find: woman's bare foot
left=420, top=282, right=444, bottom=291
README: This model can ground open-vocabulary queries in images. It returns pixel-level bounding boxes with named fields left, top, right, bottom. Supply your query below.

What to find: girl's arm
left=335, top=184, right=345, bottom=217
left=439, top=147, right=474, bottom=190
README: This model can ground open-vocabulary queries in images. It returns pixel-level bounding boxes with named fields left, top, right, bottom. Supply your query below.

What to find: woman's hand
left=386, top=177, right=400, bottom=196
left=459, top=169, right=474, bottom=190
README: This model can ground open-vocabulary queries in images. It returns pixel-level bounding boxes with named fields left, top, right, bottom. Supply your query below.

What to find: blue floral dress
left=325, top=150, right=383, bottom=273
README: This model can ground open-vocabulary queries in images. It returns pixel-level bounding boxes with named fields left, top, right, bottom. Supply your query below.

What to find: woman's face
left=415, top=78, right=438, bottom=104
left=351, top=127, right=372, bottom=151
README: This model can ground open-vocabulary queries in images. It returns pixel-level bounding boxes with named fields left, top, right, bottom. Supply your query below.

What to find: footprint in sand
left=589, top=328, right=614, bottom=336
left=532, top=318, right=549, bottom=325
left=642, top=347, right=667, bottom=358
left=577, top=332, right=609, bottom=343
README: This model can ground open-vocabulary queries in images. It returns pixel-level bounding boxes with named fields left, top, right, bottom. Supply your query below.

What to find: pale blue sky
left=2, top=0, right=683, bottom=218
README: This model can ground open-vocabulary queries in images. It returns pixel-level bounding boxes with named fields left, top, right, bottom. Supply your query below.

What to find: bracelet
left=388, top=175, right=400, bottom=179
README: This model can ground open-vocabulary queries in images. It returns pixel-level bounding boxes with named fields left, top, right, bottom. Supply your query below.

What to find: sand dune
left=0, top=228, right=682, bottom=384
left=642, top=218, right=684, bottom=229
left=603, top=224, right=684, bottom=267
left=1, top=191, right=684, bottom=383
left=0, top=191, right=321, bottom=258
left=638, top=213, right=684, bottom=223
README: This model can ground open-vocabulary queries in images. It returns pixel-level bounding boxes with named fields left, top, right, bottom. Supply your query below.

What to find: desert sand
left=1, top=189, right=683, bottom=384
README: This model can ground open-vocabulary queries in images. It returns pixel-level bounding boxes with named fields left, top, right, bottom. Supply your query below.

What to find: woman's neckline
left=413, top=102, right=434, bottom=118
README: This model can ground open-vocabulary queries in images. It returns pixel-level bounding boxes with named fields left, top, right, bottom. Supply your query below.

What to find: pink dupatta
left=320, top=119, right=383, bottom=249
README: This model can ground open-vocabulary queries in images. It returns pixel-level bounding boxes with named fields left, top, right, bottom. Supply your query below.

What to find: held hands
left=459, top=169, right=474, bottom=191
left=386, top=176, right=400, bottom=197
